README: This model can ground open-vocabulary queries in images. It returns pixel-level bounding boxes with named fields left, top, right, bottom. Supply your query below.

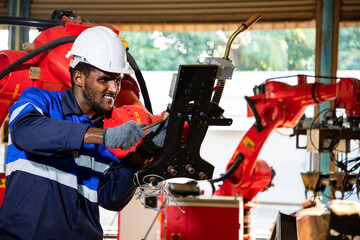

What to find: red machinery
left=2, top=11, right=360, bottom=240
left=215, top=75, right=360, bottom=202
left=0, top=14, right=160, bottom=154
left=1, top=17, right=94, bottom=125
left=160, top=75, right=360, bottom=240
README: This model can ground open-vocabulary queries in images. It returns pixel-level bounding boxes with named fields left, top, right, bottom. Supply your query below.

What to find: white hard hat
left=65, top=26, right=133, bottom=74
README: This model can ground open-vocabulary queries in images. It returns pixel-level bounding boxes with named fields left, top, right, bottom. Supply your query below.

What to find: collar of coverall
left=61, top=88, right=103, bottom=126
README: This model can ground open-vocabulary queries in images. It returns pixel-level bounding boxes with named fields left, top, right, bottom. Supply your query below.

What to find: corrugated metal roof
left=28, top=0, right=317, bottom=23
left=1, top=0, right=360, bottom=31
left=0, top=0, right=7, bottom=16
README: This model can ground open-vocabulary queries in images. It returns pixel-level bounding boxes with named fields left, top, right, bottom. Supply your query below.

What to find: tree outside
left=338, top=28, right=360, bottom=70
left=121, top=28, right=359, bottom=72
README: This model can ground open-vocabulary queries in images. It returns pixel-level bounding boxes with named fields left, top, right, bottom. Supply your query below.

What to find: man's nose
left=108, top=80, right=120, bottom=93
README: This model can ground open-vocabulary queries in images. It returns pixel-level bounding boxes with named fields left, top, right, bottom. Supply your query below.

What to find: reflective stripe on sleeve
left=8, top=102, right=45, bottom=145
left=9, top=102, right=44, bottom=124
left=8, top=133, right=12, bottom=145
left=74, top=155, right=109, bottom=173
left=6, top=159, right=98, bottom=203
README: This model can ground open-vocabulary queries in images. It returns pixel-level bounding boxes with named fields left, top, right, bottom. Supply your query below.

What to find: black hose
left=208, top=153, right=244, bottom=183
left=245, top=96, right=264, bottom=132
left=0, top=33, right=153, bottom=115
left=0, top=16, right=64, bottom=29
left=126, top=51, right=153, bottom=114
left=0, top=36, right=77, bottom=80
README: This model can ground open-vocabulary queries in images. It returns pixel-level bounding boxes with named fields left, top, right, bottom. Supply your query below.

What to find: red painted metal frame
left=216, top=75, right=360, bottom=202
left=0, top=17, right=101, bottom=125
left=0, top=17, right=159, bottom=160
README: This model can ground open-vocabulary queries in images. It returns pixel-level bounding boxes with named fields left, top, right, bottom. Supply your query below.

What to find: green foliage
left=338, top=28, right=360, bottom=70
left=122, top=31, right=223, bottom=70
left=229, top=29, right=315, bottom=71
left=121, top=27, right=358, bottom=72
left=231, top=30, right=289, bottom=71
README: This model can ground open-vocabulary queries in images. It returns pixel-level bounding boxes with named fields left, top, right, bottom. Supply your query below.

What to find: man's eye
left=116, top=80, right=121, bottom=89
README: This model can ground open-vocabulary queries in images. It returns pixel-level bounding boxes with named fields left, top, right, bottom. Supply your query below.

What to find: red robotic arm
left=216, top=75, right=360, bottom=202
left=0, top=15, right=159, bottom=134
left=0, top=17, right=96, bottom=125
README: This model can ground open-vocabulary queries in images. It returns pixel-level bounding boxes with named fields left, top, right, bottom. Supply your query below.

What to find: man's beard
left=83, top=80, right=111, bottom=116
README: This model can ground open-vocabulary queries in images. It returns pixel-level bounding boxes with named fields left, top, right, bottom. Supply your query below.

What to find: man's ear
left=73, top=70, right=84, bottom=88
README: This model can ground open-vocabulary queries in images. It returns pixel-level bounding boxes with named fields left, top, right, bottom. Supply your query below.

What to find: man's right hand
left=103, top=120, right=145, bottom=150
left=144, top=119, right=168, bottom=150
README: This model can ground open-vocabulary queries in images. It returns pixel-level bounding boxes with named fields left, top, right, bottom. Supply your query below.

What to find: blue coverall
left=0, top=87, right=137, bottom=239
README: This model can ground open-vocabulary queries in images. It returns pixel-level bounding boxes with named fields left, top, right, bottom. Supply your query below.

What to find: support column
left=4, top=0, right=30, bottom=170
left=315, top=0, right=340, bottom=201
left=8, top=0, right=30, bottom=50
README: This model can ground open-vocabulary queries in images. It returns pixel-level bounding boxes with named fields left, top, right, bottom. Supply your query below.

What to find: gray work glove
left=103, top=120, right=145, bottom=150
left=144, top=120, right=168, bottom=150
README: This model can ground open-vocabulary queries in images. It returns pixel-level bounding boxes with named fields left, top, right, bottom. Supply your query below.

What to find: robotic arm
left=0, top=13, right=157, bottom=130
left=216, top=75, right=360, bottom=202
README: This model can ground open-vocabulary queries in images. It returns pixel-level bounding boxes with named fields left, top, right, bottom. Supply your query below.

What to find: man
left=0, top=26, right=156, bottom=239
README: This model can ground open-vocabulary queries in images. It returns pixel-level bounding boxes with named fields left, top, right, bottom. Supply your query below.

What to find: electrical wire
left=133, top=173, right=185, bottom=213
left=206, top=153, right=244, bottom=195
left=308, top=107, right=341, bottom=153
left=306, top=103, right=360, bottom=199
left=275, top=128, right=292, bottom=137
left=208, top=153, right=244, bottom=184
left=257, top=74, right=360, bottom=198
left=307, top=100, right=348, bottom=156
left=126, top=51, right=153, bottom=114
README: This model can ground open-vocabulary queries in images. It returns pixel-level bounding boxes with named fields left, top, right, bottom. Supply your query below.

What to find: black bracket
left=137, top=65, right=222, bottom=184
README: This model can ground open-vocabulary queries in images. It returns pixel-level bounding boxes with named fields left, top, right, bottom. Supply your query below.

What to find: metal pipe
left=223, top=13, right=261, bottom=59
left=212, top=13, right=261, bottom=106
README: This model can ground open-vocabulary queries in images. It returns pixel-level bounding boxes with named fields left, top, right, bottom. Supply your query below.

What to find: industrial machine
left=1, top=10, right=360, bottom=240
left=216, top=74, right=360, bottom=201
left=159, top=75, right=360, bottom=239
left=0, top=11, right=260, bottom=186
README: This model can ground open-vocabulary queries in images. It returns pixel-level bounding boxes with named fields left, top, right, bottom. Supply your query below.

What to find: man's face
left=82, top=68, right=122, bottom=115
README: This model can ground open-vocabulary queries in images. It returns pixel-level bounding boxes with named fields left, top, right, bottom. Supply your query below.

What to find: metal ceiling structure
left=1, top=0, right=360, bottom=31
left=28, top=0, right=320, bottom=23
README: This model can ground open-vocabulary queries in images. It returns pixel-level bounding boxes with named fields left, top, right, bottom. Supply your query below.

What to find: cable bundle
left=133, top=173, right=185, bottom=213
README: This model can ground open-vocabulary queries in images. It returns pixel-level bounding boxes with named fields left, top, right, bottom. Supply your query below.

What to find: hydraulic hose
left=208, top=153, right=244, bottom=195
left=0, top=35, right=154, bottom=116
left=0, top=35, right=77, bottom=80
left=208, top=153, right=244, bottom=183
left=0, top=16, right=64, bottom=29
left=245, top=96, right=264, bottom=132
left=126, top=51, right=153, bottom=114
